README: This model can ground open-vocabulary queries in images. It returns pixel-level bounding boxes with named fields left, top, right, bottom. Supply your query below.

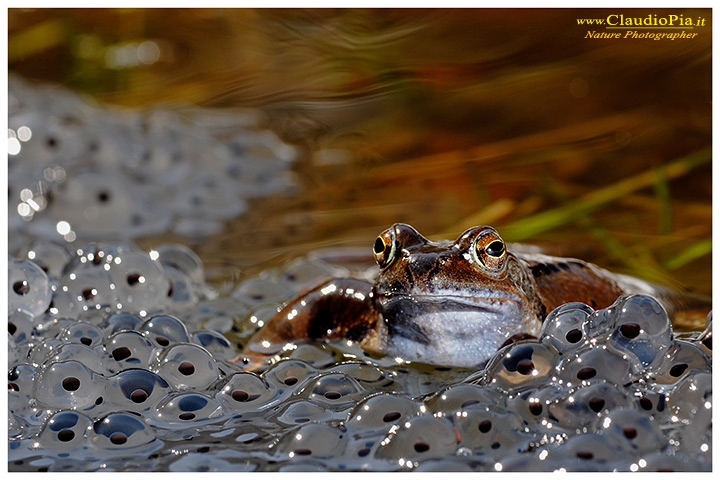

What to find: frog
left=237, top=223, right=706, bottom=369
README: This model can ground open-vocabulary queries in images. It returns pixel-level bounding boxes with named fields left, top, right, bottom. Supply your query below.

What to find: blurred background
left=8, top=8, right=712, bottom=305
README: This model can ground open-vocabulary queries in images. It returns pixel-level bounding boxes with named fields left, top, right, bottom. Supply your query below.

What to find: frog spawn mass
left=7, top=240, right=712, bottom=472
left=8, top=75, right=296, bottom=249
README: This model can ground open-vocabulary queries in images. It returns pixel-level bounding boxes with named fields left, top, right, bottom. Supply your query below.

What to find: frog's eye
left=373, top=230, right=396, bottom=269
left=485, top=240, right=505, bottom=258
left=472, top=232, right=507, bottom=270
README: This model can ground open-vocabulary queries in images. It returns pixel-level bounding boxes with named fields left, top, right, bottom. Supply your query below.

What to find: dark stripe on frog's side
left=242, top=278, right=377, bottom=356
left=518, top=254, right=631, bottom=313
left=531, top=260, right=582, bottom=278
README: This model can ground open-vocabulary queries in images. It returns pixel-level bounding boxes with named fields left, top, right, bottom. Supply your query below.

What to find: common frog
left=238, top=224, right=704, bottom=368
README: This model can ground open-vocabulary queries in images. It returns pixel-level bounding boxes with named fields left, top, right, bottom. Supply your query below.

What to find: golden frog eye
left=373, top=229, right=396, bottom=269
left=472, top=231, right=507, bottom=270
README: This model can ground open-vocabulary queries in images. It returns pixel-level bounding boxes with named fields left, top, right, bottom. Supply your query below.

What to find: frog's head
left=370, top=223, right=539, bottom=368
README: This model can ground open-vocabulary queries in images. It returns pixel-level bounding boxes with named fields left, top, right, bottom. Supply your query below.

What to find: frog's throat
left=375, top=294, right=538, bottom=367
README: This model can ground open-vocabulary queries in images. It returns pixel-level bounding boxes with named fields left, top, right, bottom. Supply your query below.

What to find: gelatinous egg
left=216, top=372, right=281, bottom=413
left=153, top=243, right=205, bottom=286
left=37, top=410, right=94, bottom=450
left=104, top=330, right=155, bottom=371
left=90, top=412, right=160, bottom=451
left=540, top=302, right=594, bottom=354
left=233, top=277, right=295, bottom=308
left=107, top=251, right=169, bottom=313
left=9, top=259, right=52, bottom=317
left=375, top=416, right=459, bottom=463
left=109, top=368, right=172, bottom=412
left=59, top=322, right=104, bottom=348
left=599, top=408, right=665, bottom=454
left=424, top=383, right=503, bottom=413
left=192, top=330, right=235, bottom=361
left=9, top=310, right=36, bottom=345
left=605, top=295, right=673, bottom=372
left=484, top=342, right=560, bottom=392
left=9, top=364, right=44, bottom=425
left=273, top=399, right=338, bottom=426
left=274, top=423, right=348, bottom=460
left=150, top=343, right=220, bottom=390
left=346, top=393, right=419, bottom=433
left=302, top=372, right=366, bottom=408
left=105, top=312, right=144, bottom=334
left=162, top=265, right=200, bottom=311
left=60, top=268, right=118, bottom=314
left=33, top=360, right=107, bottom=411
left=140, top=314, right=190, bottom=347
left=550, top=382, right=633, bottom=429
left=21, top=239, right=72, bottom=281
left=150, top=393, right=225, bottom=427
left=648, top=340, right=710, bottom=386
left=557, top=344, right=636, bottom=387
left=452, top=403, right=534, bottom=456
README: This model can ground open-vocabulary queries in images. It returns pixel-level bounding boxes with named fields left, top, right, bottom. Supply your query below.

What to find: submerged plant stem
left=653, top=166, right=673, bottom=235
left=500, top=148, right=711, bottom=242
left=664, top=237, right=713, bottom=270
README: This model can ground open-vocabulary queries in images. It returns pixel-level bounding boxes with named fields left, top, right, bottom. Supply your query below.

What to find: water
left=9, top=9, right=712, bottom=293
left=7, top=8, right=712, bottom=472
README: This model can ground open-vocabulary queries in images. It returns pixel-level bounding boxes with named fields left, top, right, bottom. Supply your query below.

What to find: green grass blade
left=501, top=148, right=711, bottom=242
left=665, top=237, right=712, bottom=270
left=653, top=166, right=673, bottom=235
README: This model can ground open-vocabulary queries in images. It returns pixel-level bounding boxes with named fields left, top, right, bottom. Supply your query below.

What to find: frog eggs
left=7, top=238, right=712, bottom=472
left=9, top=259, right=52, bottom=317
left=8, top=75, right=298, bottom=245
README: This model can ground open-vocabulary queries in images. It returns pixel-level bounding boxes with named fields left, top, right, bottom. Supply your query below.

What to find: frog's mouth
left=377, top=293, right=532, bottom=368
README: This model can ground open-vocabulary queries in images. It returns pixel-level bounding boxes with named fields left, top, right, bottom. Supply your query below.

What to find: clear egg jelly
left=8, top=74, right=297, bottom=250
left=7, top=240, right=712, bottom=472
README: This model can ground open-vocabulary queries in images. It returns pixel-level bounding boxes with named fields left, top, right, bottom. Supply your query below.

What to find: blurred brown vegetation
left=9, top=9, right=712, bottom=306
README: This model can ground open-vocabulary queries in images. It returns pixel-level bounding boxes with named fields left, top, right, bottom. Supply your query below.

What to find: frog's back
left=515, top=251, right=710, bottom=328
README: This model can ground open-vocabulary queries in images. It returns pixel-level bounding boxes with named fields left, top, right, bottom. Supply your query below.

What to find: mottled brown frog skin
left=238, top=224, right=701, bottom=368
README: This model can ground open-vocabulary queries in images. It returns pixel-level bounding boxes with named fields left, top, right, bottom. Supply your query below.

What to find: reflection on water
left=6, top=8, right=713, bottom=473
left=8, top=8, right=712, bottom=290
